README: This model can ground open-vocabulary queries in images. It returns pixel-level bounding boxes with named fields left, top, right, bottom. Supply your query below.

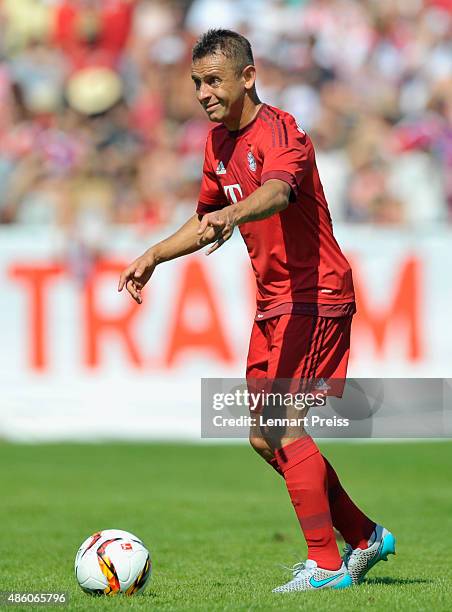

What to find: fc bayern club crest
left=247, top=151, right=257, bottom=172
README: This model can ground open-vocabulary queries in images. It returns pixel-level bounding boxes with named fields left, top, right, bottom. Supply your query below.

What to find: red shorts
left=246, top=313, right=352, bottom=398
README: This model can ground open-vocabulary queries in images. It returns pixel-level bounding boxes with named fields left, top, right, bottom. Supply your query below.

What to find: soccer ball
left=75, top=529, right=151, bottom=596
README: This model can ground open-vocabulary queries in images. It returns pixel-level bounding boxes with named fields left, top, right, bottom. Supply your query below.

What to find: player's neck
left=224, top=95, right=262, bottom=132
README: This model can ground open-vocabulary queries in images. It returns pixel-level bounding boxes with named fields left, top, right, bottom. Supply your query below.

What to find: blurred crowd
left=0, top=0, right=451, bottom=237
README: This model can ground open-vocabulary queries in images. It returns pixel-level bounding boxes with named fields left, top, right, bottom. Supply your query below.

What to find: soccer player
left=118, top=29, right=395, bottom=592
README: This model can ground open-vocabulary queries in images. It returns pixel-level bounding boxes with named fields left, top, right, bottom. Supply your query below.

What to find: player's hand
left=118, top=252, right=156, bottom=304
left=197, top=208, right=236, bottom=255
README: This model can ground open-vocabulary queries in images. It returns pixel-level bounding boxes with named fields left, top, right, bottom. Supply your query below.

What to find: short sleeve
left=260, top=113, right=310, bottom=200
left=196, top=133, right=228, bottom=216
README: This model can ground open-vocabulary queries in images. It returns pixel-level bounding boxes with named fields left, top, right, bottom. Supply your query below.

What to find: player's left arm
left=197, top=179, right=290, bottom=255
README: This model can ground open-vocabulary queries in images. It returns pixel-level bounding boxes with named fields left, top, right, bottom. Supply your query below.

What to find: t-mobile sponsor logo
left=223, top=183, right=243, bottom=203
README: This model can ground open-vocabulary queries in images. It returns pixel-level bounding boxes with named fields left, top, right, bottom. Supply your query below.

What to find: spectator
left=0, top=0, right=450, bottom=229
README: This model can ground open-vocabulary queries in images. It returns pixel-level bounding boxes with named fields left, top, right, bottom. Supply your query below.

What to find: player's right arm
left=118, top=214, right=210, bottom=304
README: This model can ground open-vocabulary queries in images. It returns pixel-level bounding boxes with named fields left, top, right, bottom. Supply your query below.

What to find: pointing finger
left=118, top=269, right=130, bottom=292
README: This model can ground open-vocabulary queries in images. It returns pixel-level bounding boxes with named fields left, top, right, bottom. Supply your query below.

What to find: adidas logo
left=314, top=378, right=331, bottom=392
left=216, top=161, right=226, bottom=175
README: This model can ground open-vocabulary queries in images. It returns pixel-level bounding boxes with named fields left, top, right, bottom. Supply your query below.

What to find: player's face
left=191, top=54, right=249, bottom=125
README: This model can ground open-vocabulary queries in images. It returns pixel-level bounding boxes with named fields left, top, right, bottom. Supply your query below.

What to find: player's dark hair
left=192, top=29, right=254, bottom=75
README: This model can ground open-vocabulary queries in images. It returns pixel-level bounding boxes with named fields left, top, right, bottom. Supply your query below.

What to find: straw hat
left=66, top=66, right=123, bottom=115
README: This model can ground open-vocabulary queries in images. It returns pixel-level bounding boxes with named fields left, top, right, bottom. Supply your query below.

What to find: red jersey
left=196, top=104, right=355, bottom=315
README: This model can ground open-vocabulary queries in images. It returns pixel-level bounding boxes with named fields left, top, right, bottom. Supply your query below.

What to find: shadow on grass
left=364, top=577, right=431, bottom=586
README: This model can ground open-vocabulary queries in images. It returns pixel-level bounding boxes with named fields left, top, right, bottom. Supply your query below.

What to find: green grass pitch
left=1, top=441, right=451, bottom=611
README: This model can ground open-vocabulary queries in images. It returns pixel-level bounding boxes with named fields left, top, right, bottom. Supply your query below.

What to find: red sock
left=322, top=455, right=375, bottom=549
left=266, top=452, right=375, bottom=549
left=275, top=436, right=342, bottom=570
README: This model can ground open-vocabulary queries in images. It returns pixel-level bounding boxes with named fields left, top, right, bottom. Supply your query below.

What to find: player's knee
left=249, top=434, right=273, bottom=461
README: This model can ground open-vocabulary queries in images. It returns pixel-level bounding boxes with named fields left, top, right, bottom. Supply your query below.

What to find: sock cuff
left=275, top=435, right=319, bottom=474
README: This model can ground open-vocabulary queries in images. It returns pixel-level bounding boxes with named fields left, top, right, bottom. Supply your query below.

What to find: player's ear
left=242, top=65, right=256, bottom=91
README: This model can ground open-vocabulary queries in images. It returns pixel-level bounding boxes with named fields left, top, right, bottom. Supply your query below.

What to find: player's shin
left=274, top=435, right=342, bottom=571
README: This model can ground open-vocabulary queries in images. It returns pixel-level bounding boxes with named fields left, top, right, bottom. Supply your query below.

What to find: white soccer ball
left=75, top=529, right=151, bottom=596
